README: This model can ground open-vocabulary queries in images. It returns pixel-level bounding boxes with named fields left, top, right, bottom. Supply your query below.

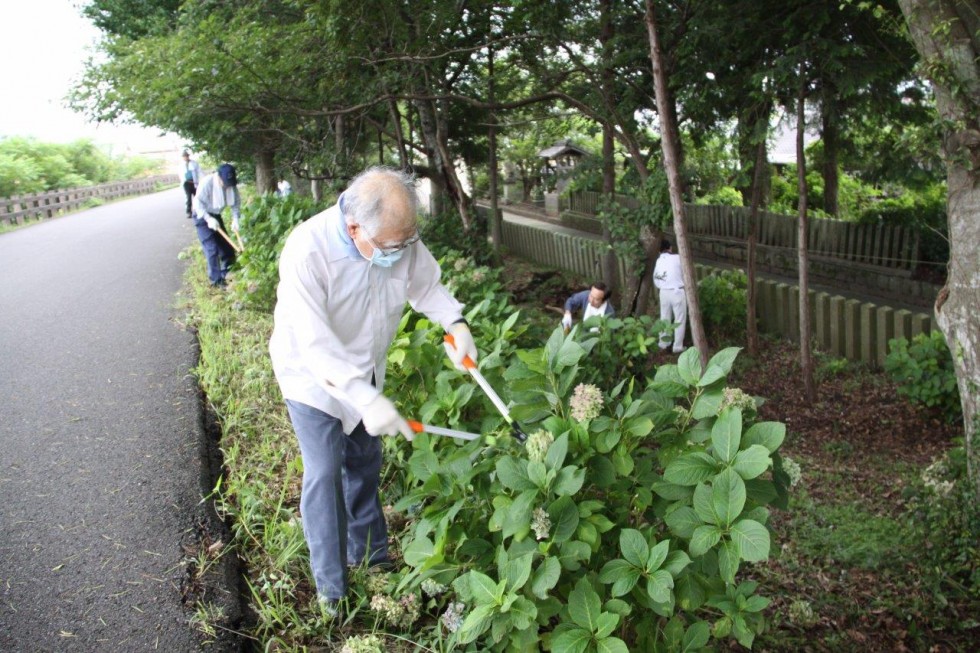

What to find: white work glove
left=204, top=215, right=220, bottom=231
left=361, top=395, right=414, bottom=441
left=444, top=321, right=478, bottom=372
left=231, top=217, right=240, bottom=232
left=561, top=312, right=573, bottom=329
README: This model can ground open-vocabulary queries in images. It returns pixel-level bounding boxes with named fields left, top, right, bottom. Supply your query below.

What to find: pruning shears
left=443, top=334, right=529, bottom=444
left=407, top=420, right=480, bottom=441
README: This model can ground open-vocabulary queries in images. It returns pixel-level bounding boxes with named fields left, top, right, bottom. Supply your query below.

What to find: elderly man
left=561, top=281, right=615, bottom=330
left=193, top=163, right=240, bottom=287
left=268, top=166, right=477, bottom=612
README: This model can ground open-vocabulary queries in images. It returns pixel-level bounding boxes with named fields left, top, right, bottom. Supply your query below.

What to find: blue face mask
left=368, top=247, right=404, bottom=268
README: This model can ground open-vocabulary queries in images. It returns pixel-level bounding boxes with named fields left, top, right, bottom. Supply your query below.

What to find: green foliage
left=389, top=336, right=787, bottom=651
left=695, top=186, right=743, bottom=206
left=0, top=137, right=162, bottom=197
left=905, top=445, right=980, bottom=599
left=884, top=331, right=961, bottom=423
left=568, top=315, right=673, bottom=389
left=232, top=193, right=328, bottom=312
left=697, top=270, right=748, bottom=344
left=856, top=183, right=948, bottom=265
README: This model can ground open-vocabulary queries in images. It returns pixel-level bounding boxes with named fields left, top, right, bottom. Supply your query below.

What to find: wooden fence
left=565, top=190, right=919, bottom=271
left=0, top=175, right=180, bottom=226
left=497, top=213, right=933, bottom=368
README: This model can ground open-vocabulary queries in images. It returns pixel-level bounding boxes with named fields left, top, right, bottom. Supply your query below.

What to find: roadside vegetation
left=182, top=194, right=976, bottom=652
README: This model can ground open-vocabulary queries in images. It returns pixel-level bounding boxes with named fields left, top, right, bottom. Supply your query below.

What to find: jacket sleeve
left=564, top=290, right=586, bottom=313
left=404, top=243, right=464, bottom=329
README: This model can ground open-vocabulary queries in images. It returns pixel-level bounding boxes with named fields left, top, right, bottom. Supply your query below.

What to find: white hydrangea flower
left=441, top=601, right=465, bottom=633
left=531, top=507, right=551, bottom=541
left=570, top=383, right=603, bottom=422
left=526, top=430, right=554, bottom=463
left=781, top=455, right=802, bottom=488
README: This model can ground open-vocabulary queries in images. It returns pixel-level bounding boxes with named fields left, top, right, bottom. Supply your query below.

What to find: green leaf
left=496, top=457, right=535, bottom=491
left=402, top=535, right=434, bottom=567
left=745, top=478, right=779, bottom=505
left=589, top=455, right=617, bottom=487
left=503, top=490, right=537, bottom=539
left=744, top=595, right=771, bottom=613
left=594, top=611, right=620, bottom=639
left=595, top=428, right=622, bottom=453
left=731, top=519, right=771, bottom=562
left=742, top=421, right=786, bottom=453
left=509, top=596, right=538, bottom=630
left=545, top=433, right=570, bottom=470
left=646, top=569, right=674, bottom=603
left=693, top=483, right=716, bottom=525
left=681, top=621, right=711, bottom=652
left=663, top=452, right=718, bottom=486
left=555, top=337, right=587, bottom=369
left=530, top=556, right=561, bottom=599
left=554, top=465, right=586, bottom=496
left=707, top=347, right=742, bottom=376
left=712, top=468, right=747, bottom=527
left=408, top=450, right=439, bottom=482
left=550, top=496, right=580, bottom=543
left=647, top=540, right=670, bottom=573
left=733, top=445, right=772, bottom=480
left=611, top=568, right=641, bottom=597
left=665, top=506, right=701, bottom=539
left=502, top=553, right=533, bottom=592
left=711, top=408, right=742, bottom=463
left=596, top=637, right=629, bottom=653
left=627, top=416, right=654, bottom=437
left=599, top=559, right=633, bottom=583
left=697, top=363, right=727, bottom=387
left=677, top=348, right=703, bottom=385
left=717, top=539, right=740, bottom=584
left=527, top=460, right=548, bottom=488
left=551, top=627, right=592, bottom=653
left=689, top=524, right=723, bottom=557
left=652, top=480, right=694, bottom=501
left=457, top=603, right=494, bottom=644
left=569, top=578, right=602, bottom=631
left=662, top=550, right=693, bottom=577
left=620, top=529, right=649, bottom=568
left=467, top=570, right=501, bottom=605
left=690, top=389, right=723, bottom=419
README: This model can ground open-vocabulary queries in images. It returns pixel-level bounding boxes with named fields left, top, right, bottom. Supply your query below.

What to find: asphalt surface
left=0, top=188, right=238, bottom=652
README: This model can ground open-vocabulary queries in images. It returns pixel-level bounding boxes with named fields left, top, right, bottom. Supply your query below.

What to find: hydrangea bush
left=387, top=329, right=791, bottom=651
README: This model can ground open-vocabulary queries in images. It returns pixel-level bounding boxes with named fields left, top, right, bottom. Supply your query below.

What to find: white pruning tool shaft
left=443, top=335, right=513, bottom=423
left=407, top=420, right=480, bottom=441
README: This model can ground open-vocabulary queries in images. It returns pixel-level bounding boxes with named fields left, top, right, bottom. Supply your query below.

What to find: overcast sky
left=0, top=0, right=181, bottom=157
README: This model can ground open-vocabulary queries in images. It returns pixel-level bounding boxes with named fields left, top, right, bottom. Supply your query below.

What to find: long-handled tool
left=217, top=226, right=243, bottom=253
left=444, top=335, right=528, bottom=443
left=407, top=420, right=480, bottom=441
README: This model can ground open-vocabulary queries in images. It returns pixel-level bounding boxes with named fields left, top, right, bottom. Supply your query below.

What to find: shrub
left=391, top=339, right=790, bottom=651
left=569, top=315, right=673, bottom=389
left=697, top=270, right=748, bottom=344
left=884, top=331, right=961, bottom=423
left=232, top=193, right=328, bottom=312
left=905, top=444, right=980, bottom=599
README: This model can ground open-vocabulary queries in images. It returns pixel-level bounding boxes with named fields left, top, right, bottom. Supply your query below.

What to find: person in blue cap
left=192, top=163, right=240, bottom=287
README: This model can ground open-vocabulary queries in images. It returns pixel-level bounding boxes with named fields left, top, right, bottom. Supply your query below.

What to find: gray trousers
left=285, top=400, right=389, bottom=600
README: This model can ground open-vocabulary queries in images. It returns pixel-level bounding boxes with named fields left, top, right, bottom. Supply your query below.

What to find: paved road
left=0, top=189, right=236, bottom=651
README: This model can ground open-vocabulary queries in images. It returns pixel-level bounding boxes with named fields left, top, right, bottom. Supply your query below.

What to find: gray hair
left=342, top=166, right=419, bottom=236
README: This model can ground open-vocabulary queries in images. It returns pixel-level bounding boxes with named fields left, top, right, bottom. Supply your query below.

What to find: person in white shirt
left=653, top=239, right=687, bottom=353
left=268, top=166, right=477, bottom=611
left=193, top=163, right=241, bottom=287
left=561, top=282, right=615, bottom=331
left=179, top=151, right=202, bottom=218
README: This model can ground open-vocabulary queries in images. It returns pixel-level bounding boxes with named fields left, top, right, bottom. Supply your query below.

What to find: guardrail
left=1, top=175, right=181, bottom=226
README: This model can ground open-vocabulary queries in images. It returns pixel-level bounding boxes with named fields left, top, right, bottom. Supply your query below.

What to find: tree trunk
left=388, top=100, right=409, bottom=169
left=416, top=95, right=472, bottom=229
left=645, top=0, right=709, bottom=367
left=821, top=90, right=840, bottom=217
left=900, top=0, right=980, bottom=497
left=601, top=122, right=620, bottom=295
left=487, top=45, right=502, bottom=259
left=254, top=149, right=276, bottom=194
left=796, top=80, right=817, bottom=404
left=746, top=135, right=767, bottom=356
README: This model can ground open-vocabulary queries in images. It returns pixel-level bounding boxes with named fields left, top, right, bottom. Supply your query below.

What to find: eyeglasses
left=360, top=227, right=420, bottom=256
